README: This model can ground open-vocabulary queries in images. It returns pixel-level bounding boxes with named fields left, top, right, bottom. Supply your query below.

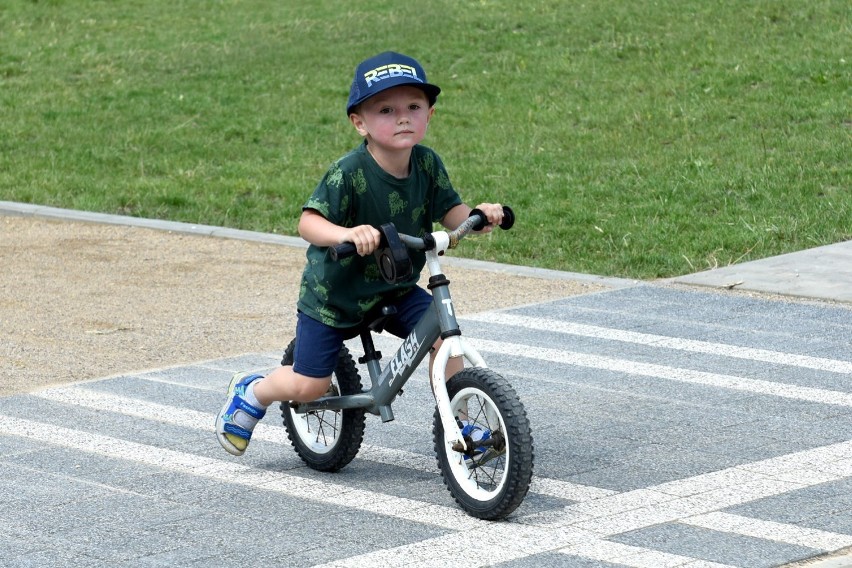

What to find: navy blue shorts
left=290, top=287, right=433, bottom=378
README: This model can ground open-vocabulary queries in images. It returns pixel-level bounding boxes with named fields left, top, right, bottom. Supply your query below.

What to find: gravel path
left=1, top=216, right=607, bottom=396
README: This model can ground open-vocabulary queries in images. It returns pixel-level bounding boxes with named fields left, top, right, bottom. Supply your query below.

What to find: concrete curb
left=0, top=200, right=638, bottom=289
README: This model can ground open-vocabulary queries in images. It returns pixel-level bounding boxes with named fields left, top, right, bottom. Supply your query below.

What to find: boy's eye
left=379, top=107, right=393, bottom=114
left=409, top=104, right=421, bottom=111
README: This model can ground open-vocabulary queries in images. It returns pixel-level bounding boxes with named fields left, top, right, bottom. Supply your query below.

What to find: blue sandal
left=460, top=420, right=492, bottom=465
left=216, top=372, right=266, bottom=456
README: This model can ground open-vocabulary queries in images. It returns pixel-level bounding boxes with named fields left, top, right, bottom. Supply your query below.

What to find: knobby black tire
left=279, top=339, right=366, bottom=472
left=432, top=367, right=534, bottom=520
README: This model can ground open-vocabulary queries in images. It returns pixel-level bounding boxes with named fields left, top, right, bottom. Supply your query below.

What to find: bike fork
left=431, top=336, right=488, bottom=453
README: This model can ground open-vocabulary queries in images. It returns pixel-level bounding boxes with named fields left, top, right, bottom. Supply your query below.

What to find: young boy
left=216, top=51, right=504, bottom=456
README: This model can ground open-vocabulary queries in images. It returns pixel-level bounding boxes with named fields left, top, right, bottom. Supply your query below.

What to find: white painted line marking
left=34, top=386, right=612, bottom=503
left=0, top=415, right=480, bottom=531
left=303, top=439, right=852, bottom=567
left=465, top=313, right=852, bottom=375
left=683, top=511, right=852, bottom=551
left=467, top=338, right=852, bottom=407
left=313, top=524, right=596, bottom=567
left=13, top=388, right=852, bottom=567
left=531, top=476, right=617, bottom=502
left=560, top=539, right=738, bottom=568
left=310, top=517, right=739, bottom=568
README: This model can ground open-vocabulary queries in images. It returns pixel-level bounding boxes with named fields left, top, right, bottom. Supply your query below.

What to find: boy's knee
left=291, top=374, right=332, bottom=402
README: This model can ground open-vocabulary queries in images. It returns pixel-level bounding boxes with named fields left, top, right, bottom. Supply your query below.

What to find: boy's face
left=349, top=85, right=434, bottom=152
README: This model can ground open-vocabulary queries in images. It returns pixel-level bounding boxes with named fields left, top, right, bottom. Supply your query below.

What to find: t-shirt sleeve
left=303, top=161, right=351, bottom=226
left=424, top=149, right=463, bottom=223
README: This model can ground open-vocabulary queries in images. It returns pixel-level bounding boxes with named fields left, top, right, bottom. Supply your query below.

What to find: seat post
left=357, top=329, right=383, bottom=385
left=357, top=305, right=400, bottom=422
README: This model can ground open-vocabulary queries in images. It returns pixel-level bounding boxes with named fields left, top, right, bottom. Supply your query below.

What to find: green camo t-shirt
left=298, top=142, right=462, bottom=328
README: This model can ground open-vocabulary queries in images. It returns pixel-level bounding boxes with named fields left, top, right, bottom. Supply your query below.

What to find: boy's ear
left=427, top=105, right=435, bottom=123
left=349, top=112, right=368, bottom=137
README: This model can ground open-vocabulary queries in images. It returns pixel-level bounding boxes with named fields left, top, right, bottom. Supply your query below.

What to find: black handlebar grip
left=468, top=209, right=488, bottom=231
left=330, top=242, right=357, bottom=261
left=499, top=206, right=515, bottom=230
left=469, top=206, right=516, bottom=231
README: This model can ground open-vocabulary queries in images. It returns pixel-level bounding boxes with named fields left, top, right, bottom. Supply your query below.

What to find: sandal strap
left=223, top=422, right=254, bottom=440
left=231, top=395, right=266, bottom=420
left=222, top=389, right=266, bottom=442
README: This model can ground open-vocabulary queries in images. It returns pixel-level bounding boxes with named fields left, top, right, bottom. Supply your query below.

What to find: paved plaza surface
left=1, top=203, right=851, bottom=567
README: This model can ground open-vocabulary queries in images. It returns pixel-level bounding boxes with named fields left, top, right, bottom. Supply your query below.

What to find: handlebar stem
left=421, top=214, right=483, bottom=278
left=425, top=231, right=450, bottom=276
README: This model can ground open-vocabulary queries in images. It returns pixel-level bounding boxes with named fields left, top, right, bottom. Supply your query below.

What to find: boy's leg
left=215, top=312, right=341, bottom=455
left=252, top=366, right=331, bottom=406
left=430, top=337, right=464, bottom=379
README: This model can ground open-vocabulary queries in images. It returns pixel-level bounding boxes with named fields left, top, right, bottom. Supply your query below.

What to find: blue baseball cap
left=346, top=52, right=441, bottom=116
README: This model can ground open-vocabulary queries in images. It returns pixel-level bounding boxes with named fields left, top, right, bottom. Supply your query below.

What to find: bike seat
left=367, top=305, right=397, bottom=334
left=339, top=305, right=398, bottom=341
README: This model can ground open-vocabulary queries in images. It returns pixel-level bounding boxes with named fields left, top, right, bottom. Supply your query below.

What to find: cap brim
left=348, top=81, right=441, bottom=115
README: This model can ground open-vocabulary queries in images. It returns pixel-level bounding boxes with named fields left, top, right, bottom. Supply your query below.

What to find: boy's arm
left=298, top=209, right=381, bottom=256
left=441, top=203, right=504, bottom=233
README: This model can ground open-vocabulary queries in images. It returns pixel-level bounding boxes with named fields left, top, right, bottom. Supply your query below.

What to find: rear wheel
left=280, top=339, right=366, bottom=472
left=432, top=367, right=534, bottom=520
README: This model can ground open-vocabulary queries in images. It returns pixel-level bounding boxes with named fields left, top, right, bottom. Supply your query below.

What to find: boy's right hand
left=342, top=225, right=382, bottom=256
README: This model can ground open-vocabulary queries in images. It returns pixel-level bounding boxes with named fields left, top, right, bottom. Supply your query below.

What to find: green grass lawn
left=1, top=0, right=849, bottom=278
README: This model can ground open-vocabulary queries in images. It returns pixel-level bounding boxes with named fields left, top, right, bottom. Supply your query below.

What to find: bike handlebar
left=330, top=205, right=515, bottom=261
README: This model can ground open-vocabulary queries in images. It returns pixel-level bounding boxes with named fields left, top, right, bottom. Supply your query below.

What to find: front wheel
left=280, top=339, right=366, bottom=472
left=432, top=367, right=534, bottom=520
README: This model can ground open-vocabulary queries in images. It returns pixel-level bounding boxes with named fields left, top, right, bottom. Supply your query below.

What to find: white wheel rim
left=447, top=387, right=509, bottom=499
left=289, top=407, right=340, bottom=454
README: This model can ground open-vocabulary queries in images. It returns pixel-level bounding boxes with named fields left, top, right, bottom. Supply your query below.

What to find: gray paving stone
left=752, top=364, right=852, bottom=393
left=51, top=524, right=183, bottom=563
left=2, top=548, right=110, bottom=568
left=201, top=352, right=285, bottom=373
left=611, top=522, right=819, bottom=567
left=727, top=478, right=852, bottom=533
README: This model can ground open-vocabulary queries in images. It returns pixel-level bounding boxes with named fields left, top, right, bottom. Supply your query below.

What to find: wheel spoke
left=315, top=410, right=340, bottom=446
